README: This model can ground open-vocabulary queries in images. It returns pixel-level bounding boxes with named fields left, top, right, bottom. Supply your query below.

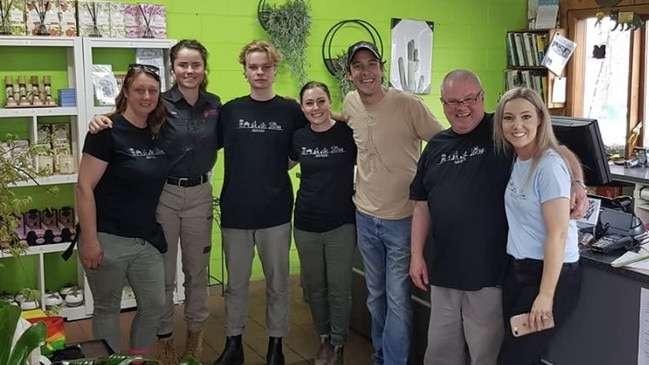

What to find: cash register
left=585, top=195, right=648, bottom=253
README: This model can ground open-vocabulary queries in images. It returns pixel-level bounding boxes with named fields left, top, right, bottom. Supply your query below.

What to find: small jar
left=30, top=75, right=41, bottom=105
left=17, top=75, right=29, bottom=105
left=43, top=75, right=53, bottom=104
left=5, top=76, right=16, bottom=106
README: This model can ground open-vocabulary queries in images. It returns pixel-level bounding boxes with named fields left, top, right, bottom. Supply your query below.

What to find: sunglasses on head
left=128, top=63, right=160, bottom=79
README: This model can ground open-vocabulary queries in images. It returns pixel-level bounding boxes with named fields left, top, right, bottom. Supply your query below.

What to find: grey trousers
left=83, top=232, right=165, bottom=353
left=156, top=182, right=213, bottom=334
left=424, top=286, right=504, bottom=365
left=222, top=222, right=291, bottom=337
left=294, top=224, right=356, bottom=346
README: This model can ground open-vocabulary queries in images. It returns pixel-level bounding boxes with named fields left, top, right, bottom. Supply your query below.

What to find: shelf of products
left=504, top=28, right=566, bottom=108
left=1, top=35, right=184, bottom=320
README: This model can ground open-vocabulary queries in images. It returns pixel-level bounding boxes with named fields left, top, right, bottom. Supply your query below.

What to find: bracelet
left=571, top=180, right=587, bottom=190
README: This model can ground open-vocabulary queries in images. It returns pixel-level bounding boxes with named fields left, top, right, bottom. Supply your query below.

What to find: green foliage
left=0, top=301, right=48, bottom=365
left=332, top=51, right=354, bottom=101
left=259, top=0, right=312, bottom=85
left=0, top=134, right=52, bottom=250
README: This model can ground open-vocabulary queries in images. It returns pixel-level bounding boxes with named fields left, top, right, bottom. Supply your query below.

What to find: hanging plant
left=332, top=51, right=354, bottom=101
left=258, top=0, right=311, bottom=85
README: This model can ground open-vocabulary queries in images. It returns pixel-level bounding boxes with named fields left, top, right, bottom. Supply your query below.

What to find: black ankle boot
left=266, top=336, right=285, bottom=365
left=213, top=335, right=244, bottom=365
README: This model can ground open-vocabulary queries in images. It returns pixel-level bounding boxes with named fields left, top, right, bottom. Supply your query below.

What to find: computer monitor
left=551, top=116, right=612, bottom=186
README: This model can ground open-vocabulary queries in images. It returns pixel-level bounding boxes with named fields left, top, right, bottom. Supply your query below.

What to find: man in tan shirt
left=342, top=41, right=443, bottom=365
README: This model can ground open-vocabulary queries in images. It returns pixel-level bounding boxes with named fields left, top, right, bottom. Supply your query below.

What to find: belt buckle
left=177, top=177, right=188, bottom=187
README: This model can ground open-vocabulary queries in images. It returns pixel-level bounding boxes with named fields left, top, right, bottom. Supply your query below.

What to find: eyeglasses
left=442, top=91, right=483, bottom=108
left=128, top=63, right=160, bottom=79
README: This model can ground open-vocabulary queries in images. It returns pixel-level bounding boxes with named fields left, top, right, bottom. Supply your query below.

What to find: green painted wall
left=0, top=0, right=527, bottom=292
left=180, top=0, right=528, bottom=282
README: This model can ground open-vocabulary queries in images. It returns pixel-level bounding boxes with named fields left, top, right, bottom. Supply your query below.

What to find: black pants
left=498, top=255, right=581, bottom=365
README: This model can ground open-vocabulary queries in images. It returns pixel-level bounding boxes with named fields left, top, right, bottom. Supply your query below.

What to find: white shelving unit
left=1, top=36, right=185, bottom=321
left=0, top=242, right=87, bottom=320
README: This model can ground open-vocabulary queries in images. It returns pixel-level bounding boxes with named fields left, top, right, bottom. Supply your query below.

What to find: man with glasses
left=342, top=41, right=443, bottom=365
left=409, top=69, right=587, bottom=364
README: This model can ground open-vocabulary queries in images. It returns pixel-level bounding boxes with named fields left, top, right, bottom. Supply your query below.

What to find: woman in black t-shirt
left=289, top=81, right=357, bottom=365
left=76, top=64, right=169, bottom=356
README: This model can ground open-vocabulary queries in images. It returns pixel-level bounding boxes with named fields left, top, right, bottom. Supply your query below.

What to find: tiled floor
left=64, top=276, right=375, bottom=365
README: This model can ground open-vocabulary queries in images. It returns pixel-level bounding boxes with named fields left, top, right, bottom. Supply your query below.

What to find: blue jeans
left=356, top=210, right=413, bottom=365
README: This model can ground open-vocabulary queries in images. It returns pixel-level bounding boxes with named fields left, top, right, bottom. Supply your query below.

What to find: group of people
left=75, top=36, right=588, bottom=365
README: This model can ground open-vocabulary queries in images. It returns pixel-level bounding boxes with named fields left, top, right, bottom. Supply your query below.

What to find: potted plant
left=16, top=287, right=40, bottom=310
left=1, top=302, right=205, bottom=365
left=0, top=301, right=47, bottom=365
left=257, top=0, right=312, bottom=85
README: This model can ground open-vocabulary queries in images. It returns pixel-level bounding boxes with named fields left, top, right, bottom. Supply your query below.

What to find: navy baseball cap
left=346, top=41, right=381, bottom=67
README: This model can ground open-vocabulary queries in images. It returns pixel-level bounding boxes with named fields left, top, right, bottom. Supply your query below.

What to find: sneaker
left=314, top=335, right=333, bottom=365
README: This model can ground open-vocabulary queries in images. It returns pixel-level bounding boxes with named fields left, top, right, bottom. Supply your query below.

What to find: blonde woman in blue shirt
left=492, top=87, right=581, bottom=364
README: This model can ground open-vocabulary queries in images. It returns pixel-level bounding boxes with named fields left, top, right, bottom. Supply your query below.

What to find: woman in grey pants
left=289, top=81, right=358, bottom=365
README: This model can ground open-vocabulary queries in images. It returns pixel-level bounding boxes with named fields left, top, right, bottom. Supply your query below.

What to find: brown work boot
left=184, top=327, right=204, bottom=359
left=314, top=335, right=333, bottom=365
left=157, top=336, right=179, bottom=365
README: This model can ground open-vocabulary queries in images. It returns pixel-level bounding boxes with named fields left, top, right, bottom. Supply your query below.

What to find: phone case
left=510, top=313, right=555, bottom=337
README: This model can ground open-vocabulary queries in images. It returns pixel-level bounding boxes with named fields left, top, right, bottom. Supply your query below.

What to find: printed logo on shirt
left=507, top=180, right=527, bottom=199
left=238, top=118, right=283, bottom=133
left=204, top=109, right=219, bottom=118
left=128, top=147, right=166, bottom=159
left=300, top=145, right=346, bottom=158
left=437, top=146, right=485, bottom=165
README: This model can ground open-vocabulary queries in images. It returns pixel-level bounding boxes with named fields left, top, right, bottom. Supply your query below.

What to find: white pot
left=20, top=300, right=39, bottom=311
left=65, top=291, right=84, bottom=307
left=59, top=285, right=74, bottom=297
left=45, top=293, right=63, bottom=307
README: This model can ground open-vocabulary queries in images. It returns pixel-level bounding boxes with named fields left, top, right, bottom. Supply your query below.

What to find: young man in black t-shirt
left=213, top=40, right=307, bottom=365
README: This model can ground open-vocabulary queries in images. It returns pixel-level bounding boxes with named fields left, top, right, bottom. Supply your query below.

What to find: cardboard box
left=124, top=4, right=140, bottom=38
left=51, top=123, right=70, bottom=142
left=57, top=0, right=76, bottom=36
left=36, top=124, right=51, bottom=144
left=109, top=2, right=125, bottom=38
left=7, top=1, right=26, bottom=35
left=25, top=0, right=61, bottom=36
left=148, top=3, right=166, bottom=39
left=78, top=1, right=109, bottom=37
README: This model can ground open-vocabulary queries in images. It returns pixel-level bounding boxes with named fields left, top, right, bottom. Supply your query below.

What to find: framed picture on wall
left=390, top=18, right=434, bottom=94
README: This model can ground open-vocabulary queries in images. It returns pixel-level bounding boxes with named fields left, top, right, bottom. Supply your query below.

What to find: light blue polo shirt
left=505, top=149, right=579, bottom=263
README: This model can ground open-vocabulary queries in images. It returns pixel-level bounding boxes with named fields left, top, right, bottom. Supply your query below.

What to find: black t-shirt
left=160, top=86, right=221, bottom=177
left=219, top=95, right=308, bottom=229
left=409, top=113, right=511, bottom=290
left=83, top=114, right=170, bottom=244
left=289, top=122, right=357, bottom=232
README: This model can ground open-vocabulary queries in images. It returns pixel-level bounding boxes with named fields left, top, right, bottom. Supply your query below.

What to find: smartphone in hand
left=510, top=313, right=555, bottom=337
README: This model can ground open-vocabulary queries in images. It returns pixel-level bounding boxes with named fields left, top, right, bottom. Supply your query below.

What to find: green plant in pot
left=0, top=301, right=205, bottom=365
left=257, top=0, right=312, bottom=84
left=0, top=301, right=47, bottom=365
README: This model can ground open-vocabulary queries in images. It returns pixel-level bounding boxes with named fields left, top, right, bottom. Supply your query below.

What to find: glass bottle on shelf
left=18, top=75, right=29, bottom=106
left=43, top=75, right=54, bottom=106
left=31, top=75, right=42, bottom=106
left=5, top=75, right=16, bottom=107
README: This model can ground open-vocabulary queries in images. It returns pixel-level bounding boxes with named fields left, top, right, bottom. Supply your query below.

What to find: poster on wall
left=390, top=18, right=434, bottom=94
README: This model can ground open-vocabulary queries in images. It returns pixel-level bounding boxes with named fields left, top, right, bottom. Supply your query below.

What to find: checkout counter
left=349, top=163, right=649, bottom=365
